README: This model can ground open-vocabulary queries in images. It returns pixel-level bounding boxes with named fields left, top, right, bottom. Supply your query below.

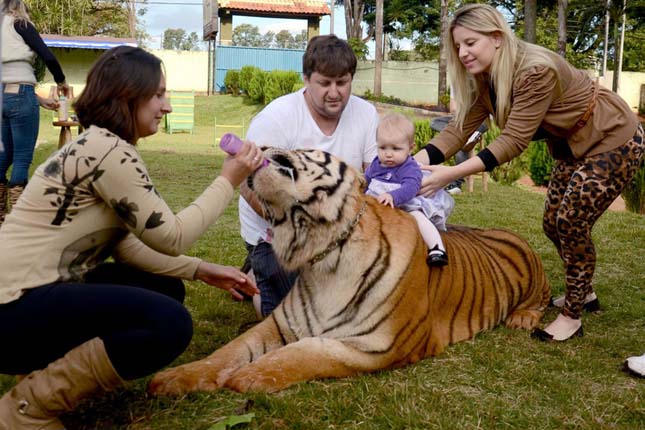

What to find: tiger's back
left=425, top=225, right=550, bottom=356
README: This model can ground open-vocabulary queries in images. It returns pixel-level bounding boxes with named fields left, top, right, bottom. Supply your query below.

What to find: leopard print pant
left=542, top=124, right=644, bottom=319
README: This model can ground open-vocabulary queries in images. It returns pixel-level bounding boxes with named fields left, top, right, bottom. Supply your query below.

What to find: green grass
left=2, top=95, right=644, bottom=430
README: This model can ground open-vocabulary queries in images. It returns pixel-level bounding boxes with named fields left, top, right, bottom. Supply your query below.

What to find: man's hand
left=195, top=261, right=259, bottom=301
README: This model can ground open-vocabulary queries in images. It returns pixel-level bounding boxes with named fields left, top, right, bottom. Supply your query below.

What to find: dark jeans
left=1, top=84, right=40, bottom=186
left=0, top=263, right=192, bottom=380
left=451, top=150, right=469, bottom=188
left=245, top=241, right=298, bottom=317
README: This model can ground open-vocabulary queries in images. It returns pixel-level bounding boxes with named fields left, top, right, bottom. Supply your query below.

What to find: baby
left=365, top=113, right=454, bottom=266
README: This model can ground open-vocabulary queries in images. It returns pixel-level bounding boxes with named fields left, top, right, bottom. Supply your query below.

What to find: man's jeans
left=245, top=241, right=299, bottom=317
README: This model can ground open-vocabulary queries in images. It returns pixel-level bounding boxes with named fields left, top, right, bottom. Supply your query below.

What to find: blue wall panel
left=215, top=45, right=304, bottom=91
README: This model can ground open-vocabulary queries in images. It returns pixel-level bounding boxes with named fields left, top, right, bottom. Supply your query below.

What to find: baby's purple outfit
left=364, top=155, right=454, bottom=231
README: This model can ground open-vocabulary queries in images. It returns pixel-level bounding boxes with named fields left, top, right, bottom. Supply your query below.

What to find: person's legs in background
left=1, top=85, right=40, bottom=212
left=444, top=150, right=468, bottom=194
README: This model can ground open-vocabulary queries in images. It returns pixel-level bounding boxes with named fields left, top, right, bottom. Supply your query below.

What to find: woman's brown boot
left=8, top=184, right=24, bottom=211
left=0, top=183, right=7, bottom=225
left=0, top=337, right=124, bottom=430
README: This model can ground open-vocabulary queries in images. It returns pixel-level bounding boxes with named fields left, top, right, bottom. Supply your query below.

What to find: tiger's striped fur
left=149, top=149, right=550, bottom=394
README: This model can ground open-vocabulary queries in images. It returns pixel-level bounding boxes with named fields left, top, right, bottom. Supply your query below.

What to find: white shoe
left=445, top=186, right=461, bottom=195
left=625, top=353, right=645, bottom=377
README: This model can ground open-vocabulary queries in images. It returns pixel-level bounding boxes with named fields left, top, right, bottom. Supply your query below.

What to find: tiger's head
left=248, top=148, right=366, bottom=271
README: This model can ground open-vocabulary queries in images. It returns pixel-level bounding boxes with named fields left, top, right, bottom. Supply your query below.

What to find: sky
left=141, top=0, right=347, bottom=50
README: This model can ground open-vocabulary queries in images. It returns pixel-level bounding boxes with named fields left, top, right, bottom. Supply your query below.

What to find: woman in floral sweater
left=0, top=46, right=264, bottom=429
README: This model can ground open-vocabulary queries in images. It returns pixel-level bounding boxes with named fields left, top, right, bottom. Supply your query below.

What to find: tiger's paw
left=505, top=309, right=544, bottom=330
left=224, top=367, right=287, bottom=393
left=148, top=365, right=221, bottom=396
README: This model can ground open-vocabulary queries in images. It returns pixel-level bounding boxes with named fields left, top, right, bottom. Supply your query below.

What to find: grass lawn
left=1, top=94, right=644, bottom=430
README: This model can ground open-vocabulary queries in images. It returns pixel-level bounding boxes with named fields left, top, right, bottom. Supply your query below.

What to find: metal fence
left=214, top=45, right=305, bottom=92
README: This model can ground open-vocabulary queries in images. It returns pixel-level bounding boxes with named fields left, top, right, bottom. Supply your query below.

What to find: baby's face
left=376, top=129, right=413, bottom=168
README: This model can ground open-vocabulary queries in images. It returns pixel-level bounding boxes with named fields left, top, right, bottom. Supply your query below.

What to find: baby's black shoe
left=427, top=245, right=448, bottom=267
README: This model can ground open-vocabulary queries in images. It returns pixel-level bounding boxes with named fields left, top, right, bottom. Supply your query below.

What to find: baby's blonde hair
left=377, top=113, right=415, bottom=149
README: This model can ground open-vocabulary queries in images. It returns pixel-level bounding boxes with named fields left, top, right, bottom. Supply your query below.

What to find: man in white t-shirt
left=239, top=34, right=379, bottom=317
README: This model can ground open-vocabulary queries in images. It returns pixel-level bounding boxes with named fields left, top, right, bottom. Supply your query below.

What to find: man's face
left=303, top=71, right=352, bottom=120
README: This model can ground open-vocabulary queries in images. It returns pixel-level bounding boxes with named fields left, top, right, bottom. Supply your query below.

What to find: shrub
left=527, top=140, right=554, bottom=186
left=264, top=70, right=302, bottom=104
left=247, top=68, right=267, bottom=104
left=413, top=119, right=435, bottom=154
left=622, top=161, right=645, bottom=214
left=490, top=153, right=529, bottom=185
left=483, top=123, right=526, bottom=185
left=223, top=70, right=240, bottom=95
left=348, top=37, right=369, bottom=60
left=239, top=65, right=260, bottom=95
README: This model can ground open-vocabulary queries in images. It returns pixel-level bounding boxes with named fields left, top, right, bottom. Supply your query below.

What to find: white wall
left=151, top=49, right=210, bottom=93
left=598, top=71, right=645, bottom=112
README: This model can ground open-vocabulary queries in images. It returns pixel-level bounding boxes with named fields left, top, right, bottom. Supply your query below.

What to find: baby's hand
left=377, top=193, right=394, bottom=208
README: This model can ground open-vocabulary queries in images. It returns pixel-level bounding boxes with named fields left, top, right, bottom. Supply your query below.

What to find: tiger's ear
left=357, top=174, right=367, bottom=193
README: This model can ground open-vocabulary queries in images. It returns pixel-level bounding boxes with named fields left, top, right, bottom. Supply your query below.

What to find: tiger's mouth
left=248, top=148, right=299, bottom=191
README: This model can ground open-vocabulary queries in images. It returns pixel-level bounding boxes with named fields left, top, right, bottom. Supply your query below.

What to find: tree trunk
left=127, top=0, right=137, bottom=39
left=613, top=0, right=626, bottom=93
left=438, top=0, right=449, bottom=111
left=374, top=0, right=383, bottom=97
left=524, top=0, right=537, bottom=43
left=601, top=0, right=610, bottom=76
left=344, top=0, right=365, bottom=40
left=329, top=0, right=335, bottom=35
left=557, top=0, right=568, bottom=57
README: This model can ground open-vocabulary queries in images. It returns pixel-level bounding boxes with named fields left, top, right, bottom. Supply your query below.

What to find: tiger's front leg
left=148, top=317, right=283, bottom=396
left=224, top=337, right=384, bottom=393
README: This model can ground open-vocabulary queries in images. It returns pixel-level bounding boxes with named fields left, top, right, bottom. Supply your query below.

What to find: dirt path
left=517, top=176, right=626, bottom=212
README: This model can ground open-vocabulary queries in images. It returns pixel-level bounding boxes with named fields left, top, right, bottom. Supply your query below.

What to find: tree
left=232, top=23, right=263, bottom=47
left=294, top=30, right=308, bottom=49
left=374, top=0, right=383, bottom=96
left=262, top=31, right=276, bottom=48
left=26, top=0, right=147, bottom=42
left=437, top=0, right=448, bottom=111
left=275, top=30, right=295, bottom=48
left=161, top=29, right=200, bottom=51
left=524, top=0, right=537, bottom=43
left=557, top=0, right=568, bottom=57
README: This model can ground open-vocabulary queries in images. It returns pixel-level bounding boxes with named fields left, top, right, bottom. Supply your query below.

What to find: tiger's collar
left=308, top=202, right=367, bottom=265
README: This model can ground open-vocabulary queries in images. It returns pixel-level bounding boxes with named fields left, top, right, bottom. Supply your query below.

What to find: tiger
left=148, top=148, right=551, bottom=394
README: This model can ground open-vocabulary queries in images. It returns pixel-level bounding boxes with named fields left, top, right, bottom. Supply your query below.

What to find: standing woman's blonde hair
left=447, top=3, right=560, bottom=130
left=2, top=0, right=32, bottom=24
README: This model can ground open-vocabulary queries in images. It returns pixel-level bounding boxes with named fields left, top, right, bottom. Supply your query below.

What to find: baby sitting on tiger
left=365, top=113, right=455, bottom=266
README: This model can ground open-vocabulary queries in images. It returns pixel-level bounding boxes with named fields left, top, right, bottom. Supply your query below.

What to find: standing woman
left=415, top=4, right=643, bottom=342
left=1, top=0, right=69, bottom=225
left=0, top=46, right=263, bottom=429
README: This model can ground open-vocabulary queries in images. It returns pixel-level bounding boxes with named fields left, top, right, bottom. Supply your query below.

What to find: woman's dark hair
left=302, top=35, right=357, bottom=79
left=74, top=46, right=163, bottom=144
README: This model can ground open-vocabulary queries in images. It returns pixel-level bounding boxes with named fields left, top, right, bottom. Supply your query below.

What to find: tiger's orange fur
left=149, top=149, right=550, bottom=394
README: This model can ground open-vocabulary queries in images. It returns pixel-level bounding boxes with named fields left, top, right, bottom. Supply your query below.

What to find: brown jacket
left=431, top=54, right=639, bottom=164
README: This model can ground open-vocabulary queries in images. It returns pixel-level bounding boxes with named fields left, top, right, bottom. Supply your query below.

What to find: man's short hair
left=303, top=35, right=357, bottom=78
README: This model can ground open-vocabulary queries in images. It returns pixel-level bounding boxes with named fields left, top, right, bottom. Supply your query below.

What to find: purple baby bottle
left=219, top=133, right=268, bottom=168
